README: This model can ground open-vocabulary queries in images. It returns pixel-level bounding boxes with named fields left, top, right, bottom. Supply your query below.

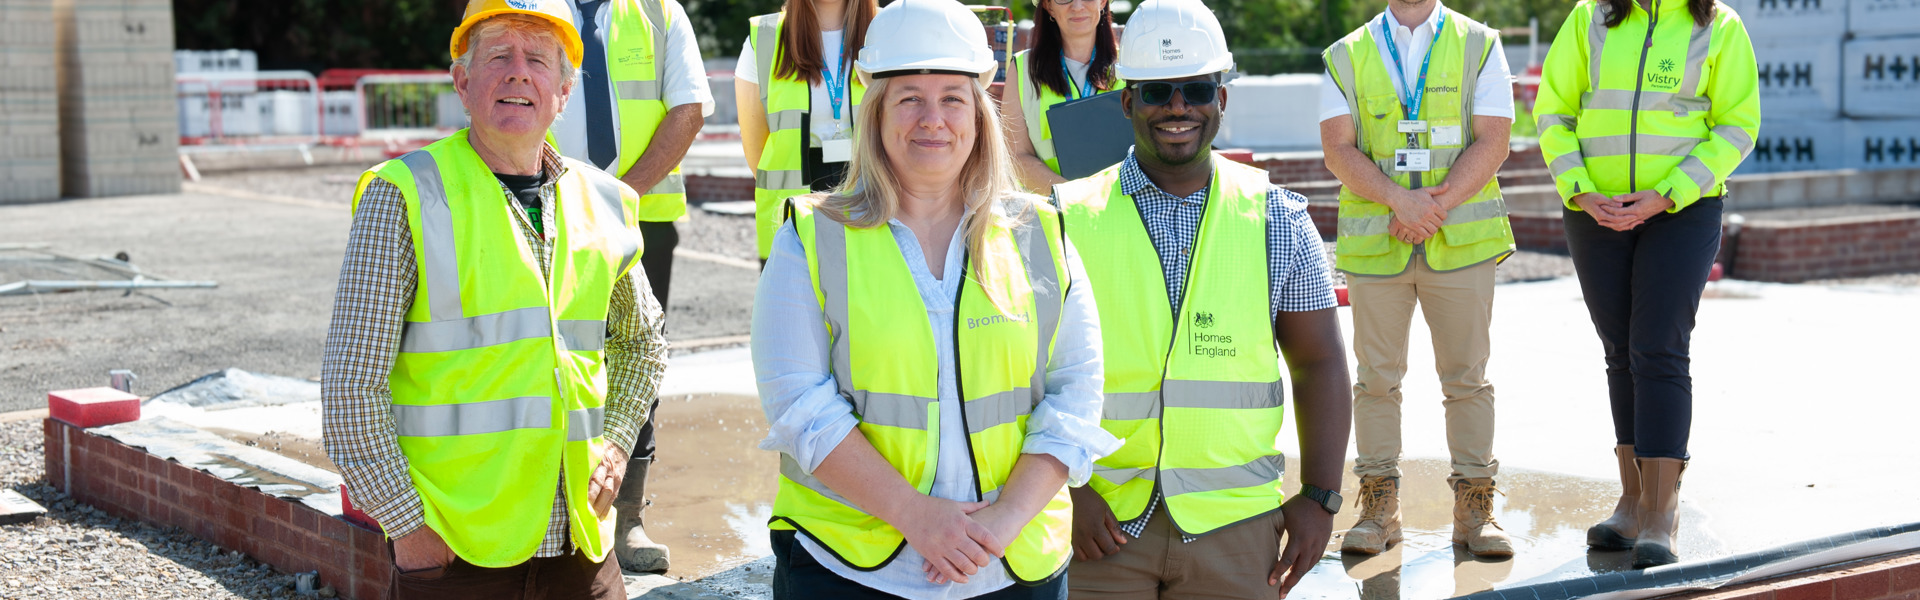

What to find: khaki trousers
left=1347, top=258, right=1499, bottom=482
left=1067, top=503, right=1282, bottom=600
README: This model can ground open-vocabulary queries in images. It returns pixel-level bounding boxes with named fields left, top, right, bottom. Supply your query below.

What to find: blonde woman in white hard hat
left=1049, top=0, right=1350, bottom=598
left=750, top=0, right=1120, bottom=597
left=1000, top=0, right=1123, bottom=192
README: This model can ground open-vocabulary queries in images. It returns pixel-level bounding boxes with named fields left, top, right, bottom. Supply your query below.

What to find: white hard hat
left=1115, top=0, right=1234, bottom=81
left=855, top=0, right=998, bottom=88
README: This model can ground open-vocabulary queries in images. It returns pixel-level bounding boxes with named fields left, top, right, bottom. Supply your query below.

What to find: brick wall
left=1728, top=215, right=1920, bottom=283
left=43, top=419, right=393, bottom=600
left=686, top=173, right=754, bottom=204
left=1669, top=550, right=1920, bottom=600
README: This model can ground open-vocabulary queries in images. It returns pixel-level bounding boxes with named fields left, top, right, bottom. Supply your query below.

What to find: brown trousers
left=389, top=549, right=626, bottom=600
left=1067, top=503, right=1282, bottom=600
left=1347, top=259, right=1499, bottom=482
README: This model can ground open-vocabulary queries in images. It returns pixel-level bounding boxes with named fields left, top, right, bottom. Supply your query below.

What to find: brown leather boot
left=614, top=458, right=671, bottom=573
left=1632, top=457, right=1686, bottom=569
left=1341, top=476, right=1402, bottom=555
left=1587, top=445, right=1640, bottom=550
left=1452, top=478, right=1513, bottom=558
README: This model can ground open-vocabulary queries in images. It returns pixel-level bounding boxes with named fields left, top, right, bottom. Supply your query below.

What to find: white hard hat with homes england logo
left=1114, top=0, right=1234, bottom=81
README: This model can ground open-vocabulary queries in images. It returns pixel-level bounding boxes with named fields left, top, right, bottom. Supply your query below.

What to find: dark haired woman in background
left=1534, top=0, right=1758, bottom=569
left=1001, top=0, right=1122, bottom=192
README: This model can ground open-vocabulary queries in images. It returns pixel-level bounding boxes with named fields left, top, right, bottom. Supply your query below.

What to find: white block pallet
left=52, top=0, right=180, bottom=198
left=3, top=0, right=62, bottom=203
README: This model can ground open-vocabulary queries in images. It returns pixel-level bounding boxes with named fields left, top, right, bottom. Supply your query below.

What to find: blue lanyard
left=823, top=59, right=848, bottom=121
left=1061, top=56, right=1094, bottom=100
left=1379, top=11, right=1448, bottom=122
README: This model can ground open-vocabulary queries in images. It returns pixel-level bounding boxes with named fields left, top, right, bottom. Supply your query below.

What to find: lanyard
left=1061, top=56, right=1094, bottom=100
left=823, top=59, right=848, bottom=121
left=1380, top=11, right=1447, bottom=146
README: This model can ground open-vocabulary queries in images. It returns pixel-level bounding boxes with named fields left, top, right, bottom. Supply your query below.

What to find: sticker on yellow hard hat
left=449, top=0, right=585, bottom=68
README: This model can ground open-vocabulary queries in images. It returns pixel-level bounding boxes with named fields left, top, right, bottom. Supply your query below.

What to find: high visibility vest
left=350, top=130, right=643, bottom=567
left=1323, top=9, right=1514, bottom=276
left=770, top=196, right=1073, bottom=584
left=748, top=13, right=866, bottom=260
left=1011, top=50, right=1123, bottom=174
left=1535, top=0, right=1760, bottom=210
left=1055, top=157, right=1288, bottom=537
left=603, top=0, right=687, bottom=223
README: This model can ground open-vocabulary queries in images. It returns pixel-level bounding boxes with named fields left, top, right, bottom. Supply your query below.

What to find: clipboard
left=1045, top=91, right=1134, bottom=180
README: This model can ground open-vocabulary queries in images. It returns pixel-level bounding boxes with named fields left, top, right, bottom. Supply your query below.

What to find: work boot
left=1452, top=478, right=1514, bottom=558
left=614, top=458, right=671, bottom=573
left=1587, top=445, right=1640, bottom=550
left=1631, top=457, right=1687, bottom=569
left=1341, top=476, right=1402, bottom=555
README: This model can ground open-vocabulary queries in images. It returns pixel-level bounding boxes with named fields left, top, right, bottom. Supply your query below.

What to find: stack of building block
left=1, top=0, right=62, bottom=203
left=54, top=0, right=179, bottom=197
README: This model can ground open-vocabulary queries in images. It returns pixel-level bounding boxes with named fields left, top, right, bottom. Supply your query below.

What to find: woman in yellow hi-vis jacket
left=1535, top=0, right=1758, bottom=570
left=1000, top=0, right=1122, bottom=192
left=735, top=0, right=878, bottom=263
left=748, top=1, right=1119, bottom=598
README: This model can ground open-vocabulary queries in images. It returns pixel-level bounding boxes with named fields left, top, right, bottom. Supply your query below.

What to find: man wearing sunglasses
left=1050, top=0, right=1352, bottom=597
left=1319, top=0, right=1517, bottom=559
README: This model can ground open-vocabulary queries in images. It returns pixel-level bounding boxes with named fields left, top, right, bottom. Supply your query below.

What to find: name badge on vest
left=1430, top=125, right=1462, bottom=146
left=1395, top=148, right=1432, bottom=172
left=822, top=138, right=853, bottom=163
left=1397, top=120, right=1428, bottom=134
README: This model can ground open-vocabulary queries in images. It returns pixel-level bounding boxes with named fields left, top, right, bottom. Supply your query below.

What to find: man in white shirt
left=552, top=0, right=711, bottom=574
left=1318, top=0, right=1519, bottom=559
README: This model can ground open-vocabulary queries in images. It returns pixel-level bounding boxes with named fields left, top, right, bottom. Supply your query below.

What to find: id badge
left=1397, top=120, right=1428, bottom=134
left=1394, top=149, right=1432, bottom=172
left=822, top=138, right=853, bottom=163
left=1430, top=125, right=1462, bottom=146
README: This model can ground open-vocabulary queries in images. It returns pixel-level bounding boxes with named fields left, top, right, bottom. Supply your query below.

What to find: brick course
left=1673, top=551, right=1920, bottom=600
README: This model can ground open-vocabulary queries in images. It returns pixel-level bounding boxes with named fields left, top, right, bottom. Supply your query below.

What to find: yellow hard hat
left=449, top=0, right=584, bottom=68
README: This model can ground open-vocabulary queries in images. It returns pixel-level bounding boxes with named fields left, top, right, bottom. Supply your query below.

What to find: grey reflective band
left=567, top=406, right=605, bottom=441
left=781, top=453, right=861, bottom=509
left=813, top=212, right=857, bottom=402
left=1587, top=6, right=1609, bottom=91
left=1325, top=43, right=1367, bottom=156
left=1339, top=214, right=1392, bottom=238
left=1580, top=134, right=1701, bottom=158
left=403, top=150, right=465, bottom=322
left=1582, top=90, right=1710, bottom=114
left=1374, top=147, right=1463, bottom=174
left=846, top=390, right=936, bottom=431
left=1462, top=23, right=1486, bottom=147
left=393, top=396, right=552, bottom=437
left=641, top=0, right=669, bottom=83
left=1160, top=455, right=1281, bottom=497
left=401, top=306, right=553, bottom=353
left=581, top=172, right=642, bottom=276
left=1102, top=391, right=1161, bottom=420
left=754, top=16, right=778, bottom=108
left=767, top=109, right=806, bottom=133
left=1537, top=113, right=1576, bottom=133
left=615, top=80, right=663, bottom=101
left=1162, top=380, right=1282, bottom=410
left=1093, top=465, right=1155, bottom=485
left=1443, top=197, right=1508, bottom=227
left=556, top=319, right=607, bottom=352
left=1714, top=125, right=1754, bottom=155
left=1013, top=202, right=1061, bottom=404
left=1675, top=155, right=1716, bottom=194
left=1338, top=197, right=1509, bottom=238
left=756, top=169, right=806, bottom=191
left=965, top=388, right=1034, bottom=434
left=1549, top=151, right=1587, bottom=178
left=646, top=171, right=686, bottom=196
left=1681, top=22, right=1711, bottom=97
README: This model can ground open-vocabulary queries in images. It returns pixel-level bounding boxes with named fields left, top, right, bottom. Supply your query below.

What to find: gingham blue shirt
left=1079, top=150, right=1338, bottom=541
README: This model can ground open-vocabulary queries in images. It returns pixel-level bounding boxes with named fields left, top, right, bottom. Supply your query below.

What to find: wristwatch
left=1299, top=484, right=1343, bottom=515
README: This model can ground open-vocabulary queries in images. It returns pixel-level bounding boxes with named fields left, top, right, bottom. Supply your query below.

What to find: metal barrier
left=354, top=73, right=463, bottom=143
left=176, top=70, right=323, bottom=148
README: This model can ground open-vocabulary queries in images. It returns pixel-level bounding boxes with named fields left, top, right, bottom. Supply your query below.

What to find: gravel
left=0, top=419, right=311, bottom=599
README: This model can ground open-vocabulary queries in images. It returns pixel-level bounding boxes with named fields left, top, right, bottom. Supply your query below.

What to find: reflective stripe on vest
left=1013, top=51, right=1123, bottom=174
left=770, top=197, right=1073, bottom=583
left=748, top=13, right=866, bottom=259
left=605, top=0, right=687, bottom=222
left=1323, top=9, right=1515, bottom=276
left=1056, top=157, right=1288, bottom=537
left=348, top=130, right=640, bottom=567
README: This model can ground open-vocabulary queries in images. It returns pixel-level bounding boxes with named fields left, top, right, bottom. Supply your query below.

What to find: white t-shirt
left=1061, top=56, right=1093, bottom=98
left=553, top=0, right=715, bottom=172
left=736, top=30, right=851, bottom=148
left=1317, top=1, right=1514, bottom=123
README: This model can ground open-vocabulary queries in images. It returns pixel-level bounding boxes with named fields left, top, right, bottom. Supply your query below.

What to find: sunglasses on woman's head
left=1131, top=81, right=1220, bottom=106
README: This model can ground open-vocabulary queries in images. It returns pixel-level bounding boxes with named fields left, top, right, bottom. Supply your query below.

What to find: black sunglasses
left=1132, top=81, right=1220, bottom=106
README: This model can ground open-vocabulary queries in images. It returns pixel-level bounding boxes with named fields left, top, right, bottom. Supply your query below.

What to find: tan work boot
left=1632, top=457, right=1686, bottom=569
left=1341, top=476, right=1402, bottom=555
left=1587, top=445, right=1640, bottom=550
left=1452, top=478, right=1514, bottom=558
left=614, top=458, right=671, bottom=573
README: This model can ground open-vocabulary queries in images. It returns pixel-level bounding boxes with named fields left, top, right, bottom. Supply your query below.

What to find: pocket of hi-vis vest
left=1438, top=210, right=1508, bottom=246
left=1669, top=96, right=1711, bottom=118
left=1335, top=201, right=1395, bottom=257
left=1097, top=420, right=1160, bottom=469
left=1363, top=94, right=1402, bottom=151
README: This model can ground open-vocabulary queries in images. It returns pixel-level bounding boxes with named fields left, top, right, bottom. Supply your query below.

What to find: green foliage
left=681, top=0, right=785, bottom=58
left=174, top=0, right=466, bottom=70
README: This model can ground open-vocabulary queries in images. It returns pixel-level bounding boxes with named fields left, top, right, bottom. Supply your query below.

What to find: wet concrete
left=644, top=393, right=778, bottom=580
left=203, top=427, right=337, bottom=473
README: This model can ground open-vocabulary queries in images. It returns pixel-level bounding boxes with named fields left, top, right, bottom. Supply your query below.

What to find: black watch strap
left=1300, top=484, right=1343, bottom=515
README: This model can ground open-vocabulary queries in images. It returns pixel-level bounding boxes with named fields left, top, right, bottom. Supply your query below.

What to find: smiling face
left=1043, top=0, right=1106, bottom=41
left=1122, top=74, right=1227, bottom=168
left=452, top=20, right=572, bottom=150
left=877, top=74, right=979, bottom=191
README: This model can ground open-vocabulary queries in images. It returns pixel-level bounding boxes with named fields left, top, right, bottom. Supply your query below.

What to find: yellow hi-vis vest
left=771, top=196, right=1074, bottom=584
left=1535, top=0, right=1760, bottom=211
left=603, top=0, right=687, bottom=223
left=748, top=12, right=867, bottom=260
left=1323, top=9, right=1515, bottom=276
left=351, top=130, right=643, bottom=567
left=1054, top=157, right=1288, bottom=537
left=1010, top=50, right=1123, bottom=174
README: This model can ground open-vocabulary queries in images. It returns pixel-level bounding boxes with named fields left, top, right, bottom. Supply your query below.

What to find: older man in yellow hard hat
left=320, top=0, right=668, bottom=596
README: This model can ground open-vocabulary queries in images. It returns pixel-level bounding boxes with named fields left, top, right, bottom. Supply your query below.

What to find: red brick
left=318, top=514, right=352, bottom=543
left=1891, top=561, right=1920, bottom=592
left=265, top=497, right=291, bottom=523
left=357, top=548, right=392, bottom=582
left=355, top=579, right=386, bottom=600
left=157, top=481, right=179, bottom=505
left=1836, top=570, right=1889, bottom=598
left=47, top=387, right=140, bottom=427
left=1775, top=581, right=1834, bottom=600
left=291, top=505, right=318, bottom=532
left=354, top=522, right=388, bottom=557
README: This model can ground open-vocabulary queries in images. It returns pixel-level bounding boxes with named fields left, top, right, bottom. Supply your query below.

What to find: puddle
left=1279, top=458, right=1725, bottom=598
left=644, top=393, right=779, bottom=580
left=204, top=427, right=338, bottom=472
left=199, top=453, right=334, bottom=498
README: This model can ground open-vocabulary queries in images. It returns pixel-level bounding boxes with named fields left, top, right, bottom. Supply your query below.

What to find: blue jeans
left=770, top=530, right=1069, bottom=600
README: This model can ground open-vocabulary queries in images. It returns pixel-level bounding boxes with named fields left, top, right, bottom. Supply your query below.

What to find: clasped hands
left=1386, top=182, right=1452, bottom=245
left=1573, top=190, right=1673, bottom=232
left=891, top=494, right=1027, bottom=585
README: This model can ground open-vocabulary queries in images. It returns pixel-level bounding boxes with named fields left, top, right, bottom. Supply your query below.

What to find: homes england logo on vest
left=1194, top=312, right=1216, bottom=328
